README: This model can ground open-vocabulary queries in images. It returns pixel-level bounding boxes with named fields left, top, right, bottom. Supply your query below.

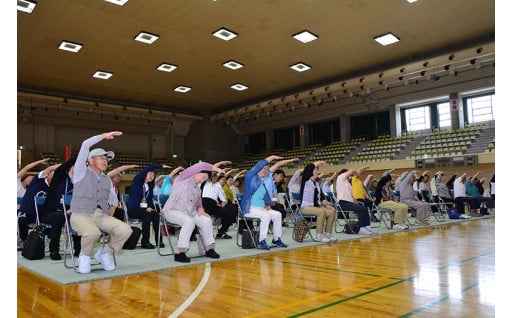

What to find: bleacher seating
left=351, top=135, right=413, bottom=162
left=306, top=138, right=365, bottom=165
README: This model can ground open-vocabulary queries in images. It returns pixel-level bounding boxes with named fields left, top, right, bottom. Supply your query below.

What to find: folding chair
left=123, top=194, right=142, bottom=226
left=367, top=190, right=394, bottom=229
left=418, top=190, right=446, bottom=222
left=286, top=192, right=320, bottom=242
left=235, top=204, right=262, bottom=248
left=155, top=194, right=178, bottom=256
left=61, top=195, right=116, bottom=272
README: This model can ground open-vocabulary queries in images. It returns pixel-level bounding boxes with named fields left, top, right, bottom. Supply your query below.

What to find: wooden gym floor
left=17, top=217, right=495, bottom=317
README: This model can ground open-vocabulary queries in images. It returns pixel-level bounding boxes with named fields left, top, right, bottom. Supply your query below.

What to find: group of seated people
left=17, top=137, right=495, bottom=273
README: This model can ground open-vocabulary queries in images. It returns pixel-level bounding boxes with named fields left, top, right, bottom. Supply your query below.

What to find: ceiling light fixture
left=290, top=62, right=311, bottom=72
left=222, top=60, right=244, bottom=70
left=212, top=28, right=238, bottom=41
left=17, top=0, right=36, bottom=13
left=92, top=70, right=113, bottom=80
left=58, top=41, right=83, bottom=53
left=231, top=83, right=248, bottom=91
left=373, top=32, right=400, bottom=46
left=104, top=0, right=128, bottom=5
left=292, top=30, right=319, bottom=43
left=174, top=86, right=191, bottom=93
left=134, top=31, right=159, bottom=44
left=157, top=63, right=177, bottom=72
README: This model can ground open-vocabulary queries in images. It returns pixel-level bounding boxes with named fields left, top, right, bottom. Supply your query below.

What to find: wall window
left=405, top=106, right=431, bottom=131
left=465, top=93, right=495, bottom=123
left=437, top=102, right=451, bottom=128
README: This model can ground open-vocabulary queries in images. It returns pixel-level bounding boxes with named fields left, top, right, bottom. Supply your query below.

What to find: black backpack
left=343, top=220, right=360, bottom=234
left=22, top=227, right=45, bottom=260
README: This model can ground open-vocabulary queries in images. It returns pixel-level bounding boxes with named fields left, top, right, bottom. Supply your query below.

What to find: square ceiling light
left=104, top=0, right=129, bottom=5
left=58, top=41, right=83, bottom=53
left=92, top=70, right=113, bottom=80
left=223, top=60, right=244, bottom=70
left=231, top=83, right=248, bottom=91
left=174, top=86, right=191, bottom=93
left=134, top=31, right=159, bottom=44
left=212, top=28, right=238, bottom=41
left=374, top=32, right=400, bottom=46
left=17, top=0, right=37, bottom=13
left=157, top=63, right=177, bottom=72
left=290, top=62, right=311, bottom=72
left=292, top=30, right=318, bottom=43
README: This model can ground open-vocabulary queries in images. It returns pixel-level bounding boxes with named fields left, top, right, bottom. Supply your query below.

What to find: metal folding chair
left=418, top=190, right=446, bottom=222
left=61, top=195, right=116, bottom=272
left=285, top=192, right=321, bottom=242
left=235, top=204, right=262, bottom=248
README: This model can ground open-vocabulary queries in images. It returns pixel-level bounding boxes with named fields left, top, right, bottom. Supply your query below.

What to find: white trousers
left=244, top=206, right=282, bottom=241
left=163, top=209, right=214, bottom=250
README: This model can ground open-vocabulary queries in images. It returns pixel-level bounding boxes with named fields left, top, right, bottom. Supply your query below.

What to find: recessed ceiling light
left=104, top=0, right=129, bottom=5
left=231, top=84, right=248, bottom=91
left=290, top=62, right=312, bottom=72
left=17, top=0, right=37, bottom=13
left=134, top=31, right=159, bottom=44
left=92, top=70, right=113, bottom=80
left=292, top=30, right=319, bottom=43
left=212, top=28, right=238, bottom=41
left=406, top=0, right=419, bottom=3
left=157, top=63, right=177, bottom=72
left=223, top=60, right=244, bottom=70
left=174, top=86, right=191, bottom=93
left=58, top=41, right=83, bottom=53
left=374, top=32, right=400, bottom=46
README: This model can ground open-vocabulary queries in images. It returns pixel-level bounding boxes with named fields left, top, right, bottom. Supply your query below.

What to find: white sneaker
left=365, top=226, right=378, bottom=235
left=393, top=224, right=406, bottom=230
left=358, top=227, right=372, bottom=235
left=78, top=254, right=91, bottom=274
left=324, top=233, right=338, bottom=242
left=316, top=234, right=330, bottom=243
left=95, top=249, right=115, bottom=271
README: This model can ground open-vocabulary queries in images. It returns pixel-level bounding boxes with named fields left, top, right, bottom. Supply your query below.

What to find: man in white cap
left=69, top=131, right=133, bottom=274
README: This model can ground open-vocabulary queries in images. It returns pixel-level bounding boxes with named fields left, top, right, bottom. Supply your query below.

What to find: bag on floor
left=242, top=229, right=259, bottom=249
left=22, top=227, right=45, bottom=260
left=343, top=220, right=360, bottom=234
left=123, top=226, right=142, bottom=250
left=293, top=219, right=309, bottom=242
left=447, top=207, right=459, bottom=219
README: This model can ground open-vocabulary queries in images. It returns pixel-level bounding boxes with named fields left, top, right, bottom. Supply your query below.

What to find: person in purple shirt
left=161, top=162, right=225, bottom=263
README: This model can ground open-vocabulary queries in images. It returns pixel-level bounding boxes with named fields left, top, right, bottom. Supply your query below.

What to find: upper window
left=405, top=106, right=431, bottom=131
left=466, top=93, right=495, bottom=123
left=437, top=102, right=451, bottom=128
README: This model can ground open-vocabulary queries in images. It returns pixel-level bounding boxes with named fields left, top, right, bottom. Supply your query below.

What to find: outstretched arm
left=17, top=158, right=49, bottom=178
left=270, top=158, right=299, bottom=172
left=107, top=164, right=139, bottom=177
left=169, top=166, right=185, bottom=177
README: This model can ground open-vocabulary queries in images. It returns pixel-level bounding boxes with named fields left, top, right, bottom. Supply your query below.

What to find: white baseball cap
left=88, top=148, right=115, bottom=161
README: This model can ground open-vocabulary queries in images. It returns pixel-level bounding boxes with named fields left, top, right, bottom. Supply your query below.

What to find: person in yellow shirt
left=352, top=166, right=379, bottom=222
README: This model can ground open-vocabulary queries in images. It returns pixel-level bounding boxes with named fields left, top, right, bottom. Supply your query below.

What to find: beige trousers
left=300, top=206, right=335, bottom=235
left=70, top=209, right=133, bottom=256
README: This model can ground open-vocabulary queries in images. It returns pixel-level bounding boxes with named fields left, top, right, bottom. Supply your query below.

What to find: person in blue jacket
left=127, top=163, right=171, bottom=249
left=239, top=155, right=288, bottom=250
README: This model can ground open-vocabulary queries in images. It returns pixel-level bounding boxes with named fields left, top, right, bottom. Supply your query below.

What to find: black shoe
left=205, top=249, right=220, bottom=259
left=174, top=252, right=191, bottom=263
left=216, top=232, right=232, bottom=239
left=50, top=252, right=62, bottom=260
left=158, top=241, right=165, bottom=248
left=141, top=242, right=155, bottom=249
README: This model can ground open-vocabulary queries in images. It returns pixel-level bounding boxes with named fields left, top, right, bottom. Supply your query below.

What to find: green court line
left=280, top=249, right=494, bottom=317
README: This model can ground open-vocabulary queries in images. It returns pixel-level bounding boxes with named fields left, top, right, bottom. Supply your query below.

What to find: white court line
left=169, top=262, right=211, bottom=318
